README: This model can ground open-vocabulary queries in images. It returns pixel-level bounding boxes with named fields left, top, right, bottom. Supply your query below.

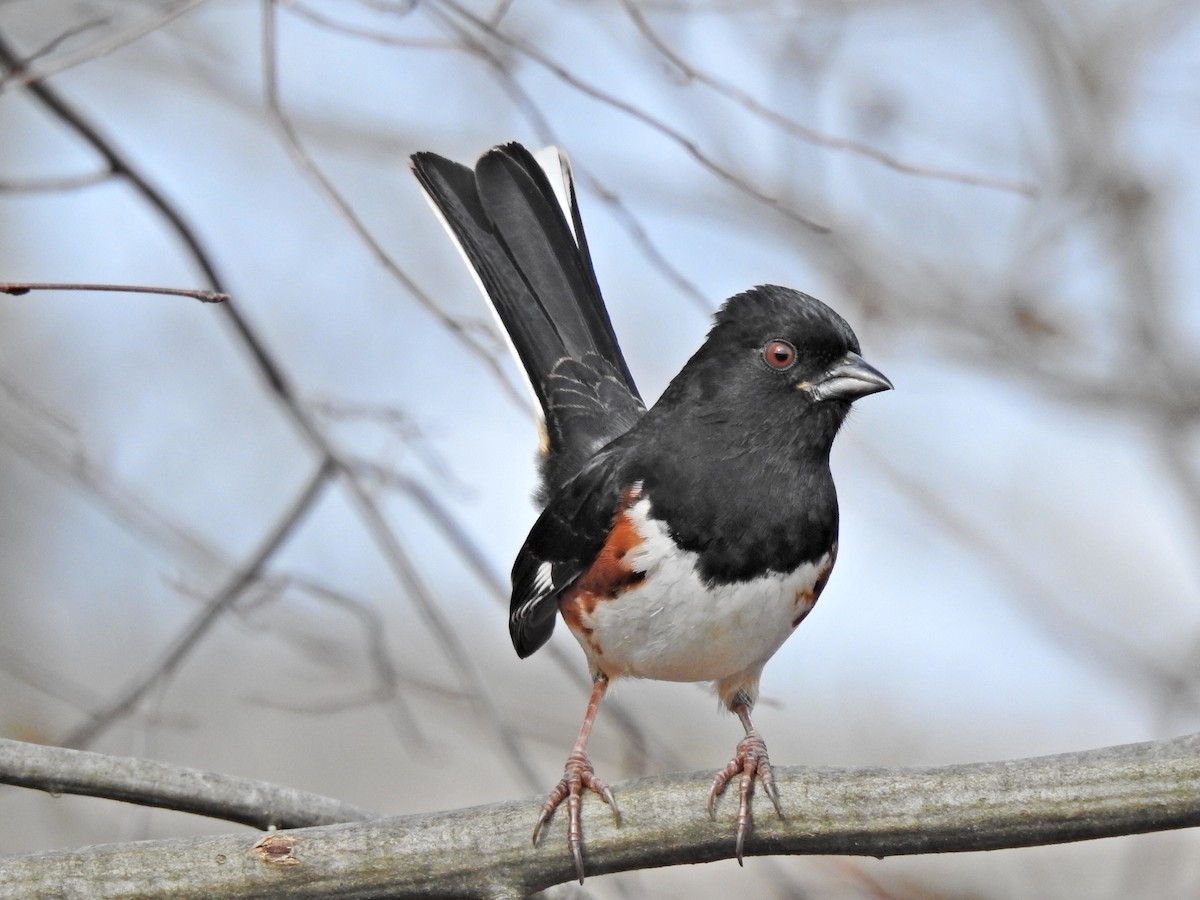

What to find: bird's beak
left=809, top=351, right=893, bottom=402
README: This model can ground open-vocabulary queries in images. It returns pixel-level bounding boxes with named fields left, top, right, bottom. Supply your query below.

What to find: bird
left=410, top=142, right=891, bottom=882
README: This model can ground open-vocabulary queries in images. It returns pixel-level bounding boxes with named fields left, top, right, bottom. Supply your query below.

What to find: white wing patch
left=512, top=560, right=557, bottom=627
left=532, top=560, right=555, bottom=598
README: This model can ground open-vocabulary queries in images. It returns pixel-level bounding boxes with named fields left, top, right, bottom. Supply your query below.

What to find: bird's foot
left=707, top=729, right=783, bottom=864
left=532, top=748, right=620, bottom=883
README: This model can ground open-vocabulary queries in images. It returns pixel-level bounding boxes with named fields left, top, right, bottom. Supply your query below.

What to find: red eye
left=763, top=339, right=797, bottom=370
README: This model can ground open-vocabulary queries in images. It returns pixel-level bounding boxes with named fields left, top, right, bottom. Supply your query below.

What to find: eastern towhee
left=411, top=143, right=892, bottom=882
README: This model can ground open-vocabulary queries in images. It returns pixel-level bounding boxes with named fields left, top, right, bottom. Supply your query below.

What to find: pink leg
left=532, top=674, right=619, bottom=883
left=707, top=701, right=783, bottom=864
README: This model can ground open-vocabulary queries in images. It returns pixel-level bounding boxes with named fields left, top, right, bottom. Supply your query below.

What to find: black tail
left=411, top=143, right=644, bottom=499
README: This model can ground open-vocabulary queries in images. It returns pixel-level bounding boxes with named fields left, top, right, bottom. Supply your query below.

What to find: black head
left=630, top=285, right=890, bottom=583
left=650, top=285, right=891, bottom=453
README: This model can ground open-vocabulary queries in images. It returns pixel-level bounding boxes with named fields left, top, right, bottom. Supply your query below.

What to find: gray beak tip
left=811, top=351, right=892, bottom=402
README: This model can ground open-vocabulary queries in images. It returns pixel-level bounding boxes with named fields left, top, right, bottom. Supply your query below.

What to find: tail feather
left=410, top=151, right=546, bottom=398
left=411, top=143, right=644, bottom=497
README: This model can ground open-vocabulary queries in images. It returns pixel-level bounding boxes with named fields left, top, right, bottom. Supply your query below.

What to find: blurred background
left=2, top=1, right=1199, bottom=896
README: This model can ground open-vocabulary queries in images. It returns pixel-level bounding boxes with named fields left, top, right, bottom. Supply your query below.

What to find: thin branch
left=0, top=369, right=229, bottom=576
left=343, top=0, right=420, bottom=15
left=865, top=445, right=1200, bottom=713
left=423, top=2, right=714, bottom=314
left=262, top=0, right=528, bottom=410
left=0, top=0, right=211, bottom=91
left=276, top=0, right=454, bottom=48
left=243, top=575, right=425, bottom=748
left=256, top=0, right=566, bottom=792
left=0, top=27, right=296, bottom=403
left=431, top=0, right=832, bottom=234
left=333, top=466, right=545, bottom=792
left=0, top=738, right=377, bottom=830
left=60, top=458, right=338, bottom=749
left=0, top=281, right=228, bottom=302
left=0, top=169, right=113, bottom=192
left=6, top=17, right=113, bottom=70
left=0, top=644, right=111, bottom=716
left=2, top=23, right=502, bottom=773
left=580, top=173, right=714, bottom=313
left=352, top=459, right=671, bottom=773
left=1, top=31, right=352, bottom=755
left=0, top=733, right=1196, bottom=898
left=619, top=0, right=1039, bottom=198
left=0, top=375, right=422, bottom=750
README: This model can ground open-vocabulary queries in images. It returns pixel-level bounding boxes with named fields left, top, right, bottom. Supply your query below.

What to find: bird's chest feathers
left=560, top=495, right=835, bottom=683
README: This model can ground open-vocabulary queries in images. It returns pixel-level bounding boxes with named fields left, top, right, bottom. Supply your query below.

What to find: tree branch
left=0, top=738, right=376, bottom=830
left=1, top=733, right=1196, bottom=898
left=0, top=281, right=227, bottom=302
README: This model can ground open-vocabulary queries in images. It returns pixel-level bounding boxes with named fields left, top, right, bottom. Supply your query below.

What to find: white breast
left=567, top=496, right=833, bottom=704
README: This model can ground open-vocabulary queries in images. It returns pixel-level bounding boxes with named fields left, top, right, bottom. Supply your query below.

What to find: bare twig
left=0, top=170, right=112, bottom=192
left=865, top=446, right=1200, bottom=713
left=0, top=27, right=295, bottom=403
left=0, top=0, right=212, bottom=91
left=0, top=28, right=335, bottom=743
left=61, top=458, right=338, bottom=749
left=351, top=459, right=670, bottom=773
left=423, top=2, right=715, bottom=314
left=277, top=0, right=455, bottom=49
left=241, top=576, right=424, bottom=747
left=0, top=369, right=230, bottom=577
left=0, top=733, right=1196, bottom=898
left=0, top=374, right=426, bottom=750
left=620, top=0, right=1039, bottom=198
left=255, top=1, right=594, bottom=791
left=0, top=281, right=228, bottom=302
left=0, top=644, right=110, bottom=717
left=334, top=466, right=545, bottom=791
left=430, top=0, right=833, bottom=233
left=0, top=738, right=377, bottom=829
left=4, top=17, right=113, bottom=72
left=3, top=23, right=536, bottom=781
left=262, top=0, right=528, bottom=410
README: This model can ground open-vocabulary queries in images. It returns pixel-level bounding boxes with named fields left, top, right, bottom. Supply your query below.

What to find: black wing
left=411, top=143, right=644, bottom=498
left=508, top=445, right=633, bottom=657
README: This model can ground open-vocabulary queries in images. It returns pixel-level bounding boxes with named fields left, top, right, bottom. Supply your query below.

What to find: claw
left=708, top=729, right=782, bottom=864
left=760, top=758, right=783, bottom=817
left=531, top=779, right=568, bottom=847
left=531, top=749, right=619, bottom=883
